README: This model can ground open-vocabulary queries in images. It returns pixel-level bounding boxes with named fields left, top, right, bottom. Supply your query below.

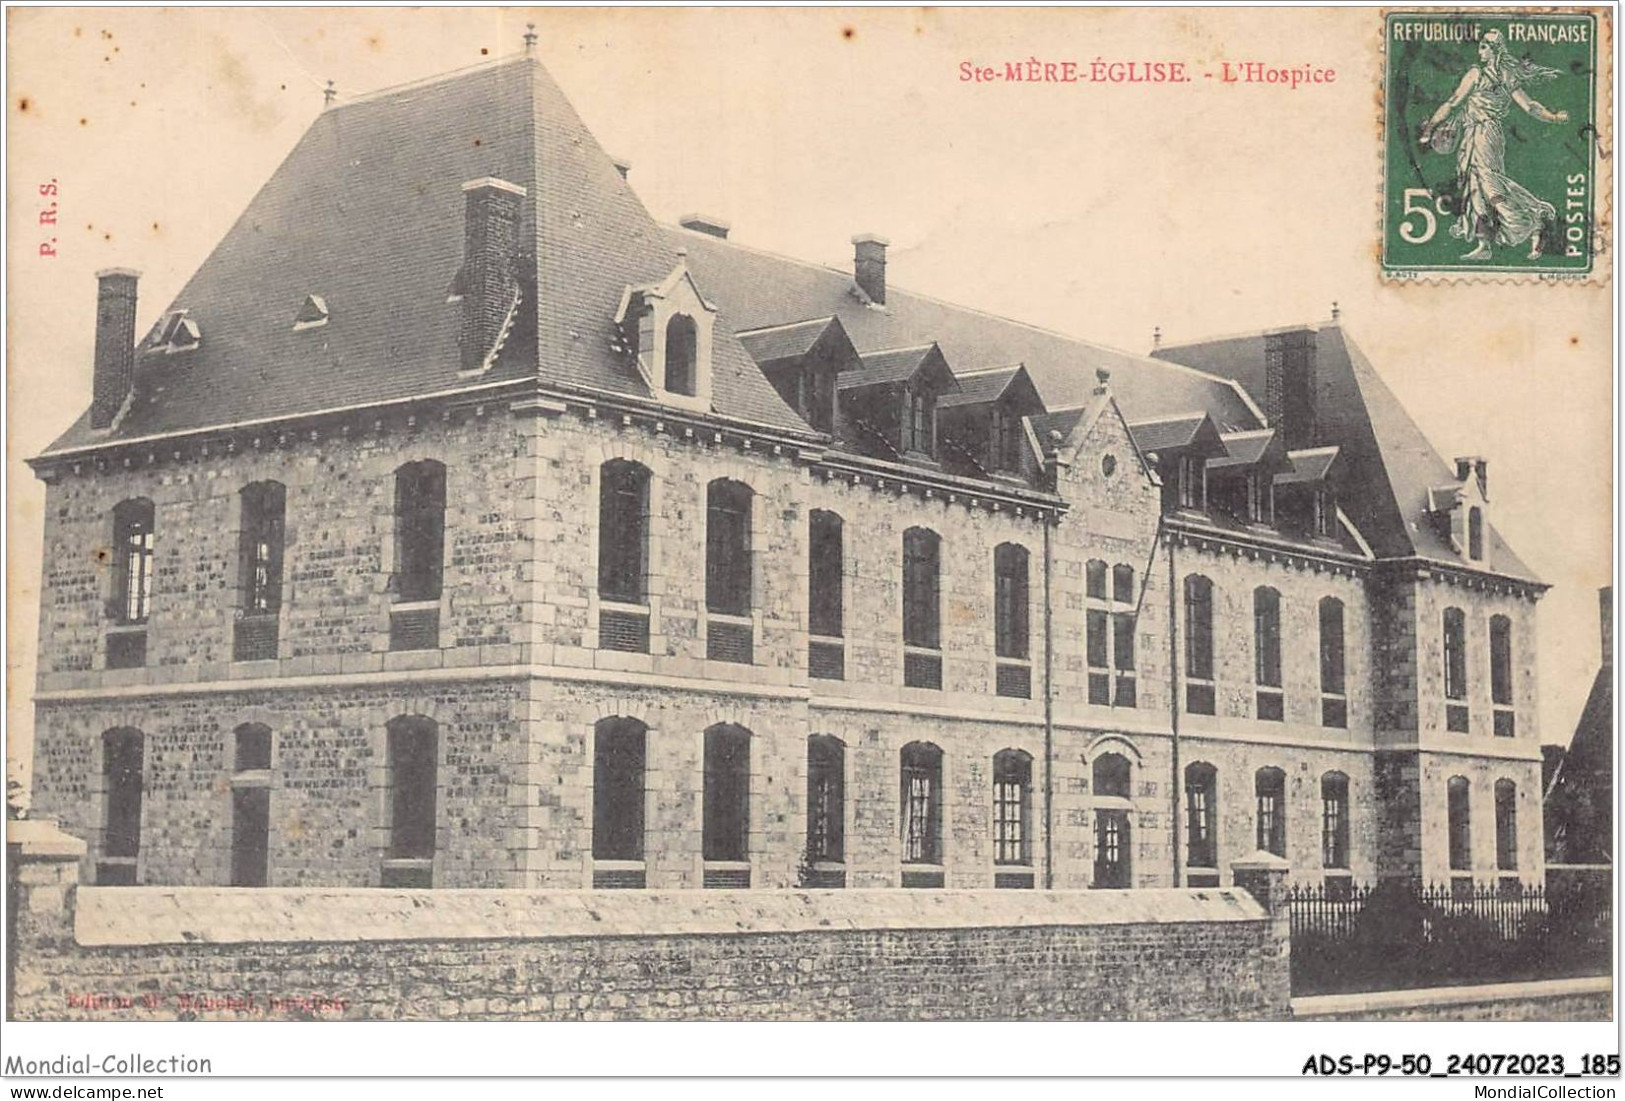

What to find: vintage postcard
left=1382, top=8, right=1606, bottom=279
left=2, top=4, right=1615, bottom=1085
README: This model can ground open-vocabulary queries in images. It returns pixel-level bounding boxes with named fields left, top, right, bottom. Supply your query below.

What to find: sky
left=5, top=7, right=1613, bottom=790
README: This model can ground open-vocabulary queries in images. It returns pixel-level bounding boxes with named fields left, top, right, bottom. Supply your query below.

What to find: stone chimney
left=458, top=177, right=526, bottom=373
left=1454, top=456, right=1488, bottom=500
left=1601, top=586, right=1613, bottom=667
left=678, top=213, right=730, bottom=240
left=852, top=233, right=889, bottom=306
left=90, top=268, right=140, bottom=429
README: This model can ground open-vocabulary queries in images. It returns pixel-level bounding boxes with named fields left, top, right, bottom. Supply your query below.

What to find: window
left=990, top=404, right=1023, bottom=472
left=1321, top=771, right=1350, bottom=869
left=1086, top=563, right=1137, bottom=708
left=1178, top=454, right=1206, bottom=509
left=1494, top=779, right=1517, bottom=871
left=900, top=742, right=943, bottom=865
left=808, top=510, right=845, bottom=679
left=665, top=314, right=697, bottom=396
left=1320, top=597, right=1347, bottom=728
left=1468, top=506, right=1484, bottom=561
left=235, top=482, right=285, bottom=662
left=903, top=528, right=942, bottom=689
left=800, top=366, right=835, bottom=434
left=111, top=498, right=156, bottom=624
left=597, top=461, right=649, bottom=604
left=1093, top=752, right=1132, bottom=800
left=97, top=728, right=144, bottom=885
left=901, top=385, right=934, bottom=457
left=993, top=750, right=1032, bottom=866
left=806, top=736, right=845, bottom=865
left=384, top=716, right=438, bottom=886
left=1093, top=813, right=1131, bottom=888
left=706, top=480, right=753, bottom=663
left=994, top=544, right=1029, bottom=660
left=230, top=724, right=272, bottom=888
left=593, top=718, right=646, bottom=864
left=1490, top=614, right=1514, bottom=736
left=1255, top=767, right=1286, bottom=857
left=1443, top=606, right=1468, bottom=733
left=1448, top=773, right=1480, bottom=878
left=1184, top=574, right=1215, bottom=714
left=1185, top=762, right=1218, bottom=871
left=703, top=724, right=751, bottom=865
left=394, top=461, right=446, bottom=603
left=1086, top=559, right=1108, bottom=601
left=1254, top=587, right=1283, bottom=721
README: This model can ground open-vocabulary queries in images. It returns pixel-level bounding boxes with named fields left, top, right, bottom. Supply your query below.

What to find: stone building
left=25, top=53, right=1547, bottom=896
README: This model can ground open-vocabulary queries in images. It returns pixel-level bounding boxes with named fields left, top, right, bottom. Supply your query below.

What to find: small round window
left=1101, top=453, right=1118, bottom=477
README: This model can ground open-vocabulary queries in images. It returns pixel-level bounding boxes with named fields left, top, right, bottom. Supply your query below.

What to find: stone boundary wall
left=1293, top=976, right=1613, bottom=1022
left=8, top=821, right=1292, bottom=1022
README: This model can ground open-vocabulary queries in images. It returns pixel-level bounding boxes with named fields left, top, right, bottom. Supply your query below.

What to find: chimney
left=459, top=177, right=526, bottom=373
left=1454, top=455, right=1487, bottom=500
left=90, top=268, right=140, bottom=429
left=678, top=213, right=730, bottom=240
left=852, top=233, right=888, bottom=305
left=1601, top=586, right=1613, bottom=667
left=1263, top=328, right=1317, bottom=448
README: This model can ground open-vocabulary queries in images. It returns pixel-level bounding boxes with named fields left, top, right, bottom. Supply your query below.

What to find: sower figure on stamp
left=1418, top=28, right=1569, bottom=261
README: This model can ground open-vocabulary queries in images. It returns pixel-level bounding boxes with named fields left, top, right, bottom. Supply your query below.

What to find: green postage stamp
left=1383, top=9, right=1604, bottom=279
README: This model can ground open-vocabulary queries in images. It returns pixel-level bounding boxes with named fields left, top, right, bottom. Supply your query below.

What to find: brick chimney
left=458, top=177, right=526, bottom=373
left=852, top=233, right=889, bottom=306
left=1263, top=328, right=1316, bottom=449
left=90, top=268, right=140, bottom=429
left=678, top=213, right=730, bottom=240
left=1601, top=586, right=1613, bottom=667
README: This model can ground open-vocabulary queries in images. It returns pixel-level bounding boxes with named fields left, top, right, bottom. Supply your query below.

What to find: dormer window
left=1178, top=455, right=1206, bottom=509
left=294, top=294, right=329, bottom=331
left=150, top=310, right=200, bottom=354
left=616, top=264, right=717, bottom=412
left=1468, top=506, right=1484, bottom=561
left=665, top=314, right=697, bottom=396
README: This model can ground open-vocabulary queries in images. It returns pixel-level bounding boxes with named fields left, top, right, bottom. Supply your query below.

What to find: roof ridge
left=954, top=363, right=1023, bottom=378
left=1156, top=319, right=1337, bottom=352
left=330, top=54, right=534, bottom=112
left=668, top=226, right=1259, bottom=392
left=734, top=316, right=835, bottom=337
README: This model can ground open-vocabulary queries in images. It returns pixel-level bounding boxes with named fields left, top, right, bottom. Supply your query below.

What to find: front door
left=1093, top=809, right=1132, bottom=888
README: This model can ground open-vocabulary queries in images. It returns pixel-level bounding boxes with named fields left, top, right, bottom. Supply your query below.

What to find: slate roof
left=671, top=228, right=1262, bottom=434
left=1027, top=406, right=1087, bottom=448
left=1153, top=325, right=1540, bottom=583
left=735, top=317, right=839, bottom=366
left=42, top=57, right=812, bottom=455
left=1127, top=413, right=1228, bottom=457
left=840, top=344, right=956, bottom=391
left=940, top=365, right=1022, bottom=408
left=1276, top=445, right=1339, bottom=486
left=1209, top=428, right=1285, bottom=471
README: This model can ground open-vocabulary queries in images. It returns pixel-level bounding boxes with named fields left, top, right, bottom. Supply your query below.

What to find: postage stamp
left=1382, top=9, right=1603, bottom=279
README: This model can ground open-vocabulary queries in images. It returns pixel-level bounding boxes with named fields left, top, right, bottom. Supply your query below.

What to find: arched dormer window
left=665, top=314, right=697, bottom=396
left=616, top=265, right=717, bottom=411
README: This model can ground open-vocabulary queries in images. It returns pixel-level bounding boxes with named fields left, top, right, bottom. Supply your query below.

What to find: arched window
left=1495, top=779, right=1518, bottom=872
left=235, top=482, right=286, bottom=662
left=1255, top=766, right=1286, bottom=857
left=992, top=749, right=1033, bottom=868
left=394, top=460, right=446, bottom=603
left=1092, top=753, right=1134, bottom=890
left=1254, top=587, right=1283, bottom=721
left=1443, top=607, right=1469, bottom=732
left=1468, top=506, right=1484, bottom=561
left=1319, top=596, right=1347, bottom=728
left=1184, top=574, right=1215, bottom=714
left=900, top=742, right=944, bottom=866
left=706, top=480, right=754, bottom=664
left=598, top=461, right=650, bottom=604
left=664, top=314, right=697, bottom=396
left=230, top=723, right=272, bottom=887
left=806, top=735, right=845, bottom=866
left=383, top=715, right=438, bottom=887
left=1447, top=776, right=1471, bottom=872
left=97, top=728, right=144, bottom=885
left=994, top=544, right=1030, bottom=661
left=1185, top=762, right=1218, bottom=874
left=1490, top=614, right=1515, bottom=736
left=902, top=528, right=942, bottom=689
left=1086, top=559, right=1108, bottom=600
left=703, top=724, right=751, bottom=871
left=593, top=718, right=647, bottom=868
left=1093, top=752, right=1132, bottom=800
left=107, top=497, right=156, bottom=668
left=1321, top=771, right=1350, bottom=870
left=1112, top=564, right=1135, bottom=604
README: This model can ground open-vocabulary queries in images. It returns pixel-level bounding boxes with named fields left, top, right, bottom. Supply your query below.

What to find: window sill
left=231, top=769, right=272, bottom=789
left=105, top=622, right=148, bottom=635
left=599, top=598, right=651, bottom=616
left=391, top=599, right=441, bottom=613
left=592, top=859, right=646, bottom=871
